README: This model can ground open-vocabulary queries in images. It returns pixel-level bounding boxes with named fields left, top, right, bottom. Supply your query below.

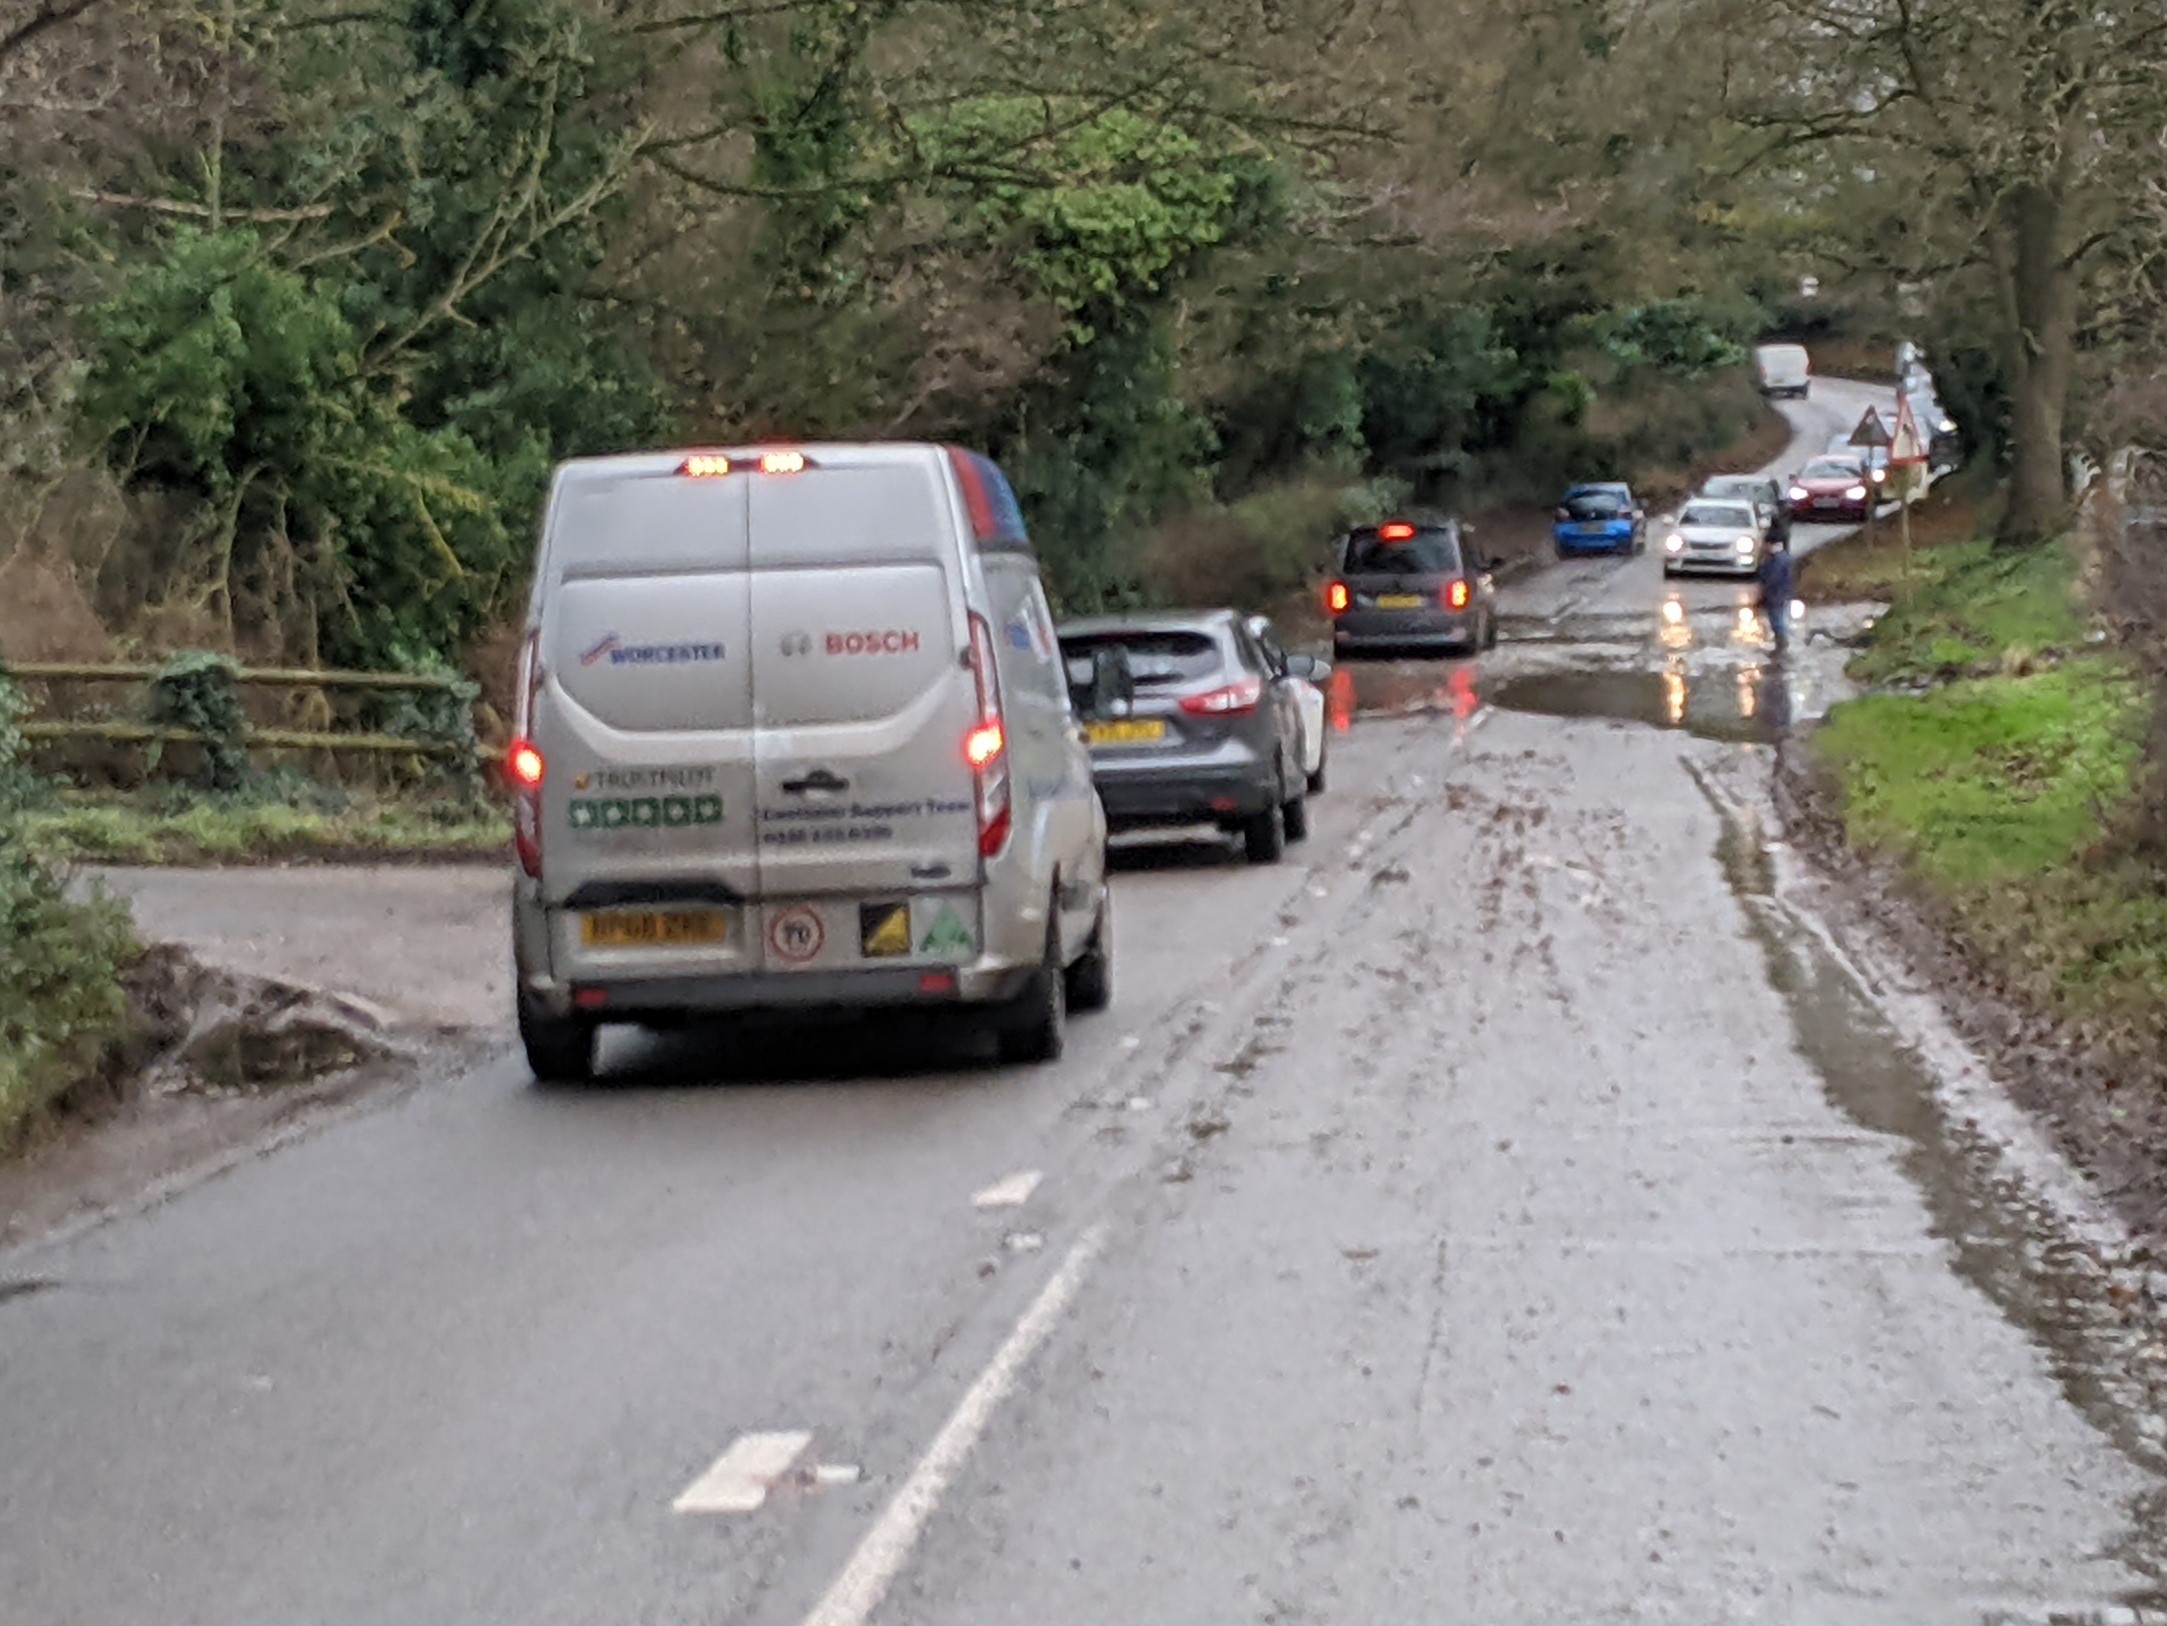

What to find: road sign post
left=1888, top=397, right=1930, bottom=582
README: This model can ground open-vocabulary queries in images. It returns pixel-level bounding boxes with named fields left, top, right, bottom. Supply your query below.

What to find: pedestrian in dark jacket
left=1757, top=535, right=1795, bottom=654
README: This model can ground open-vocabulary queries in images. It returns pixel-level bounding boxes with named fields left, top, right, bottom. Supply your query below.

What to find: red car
left=1787, top=454, right=1875, bottom=523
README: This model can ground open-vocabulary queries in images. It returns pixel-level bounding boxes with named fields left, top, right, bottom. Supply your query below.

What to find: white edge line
left=800, top=1224, right=1107, bottom=1626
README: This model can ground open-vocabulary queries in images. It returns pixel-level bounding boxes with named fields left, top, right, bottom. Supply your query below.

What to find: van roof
left=545, top=442, right=1036, bottom=555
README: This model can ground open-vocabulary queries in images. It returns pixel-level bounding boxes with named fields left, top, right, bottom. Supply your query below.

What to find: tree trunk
left=1996, top=180, right=2077, bottom=547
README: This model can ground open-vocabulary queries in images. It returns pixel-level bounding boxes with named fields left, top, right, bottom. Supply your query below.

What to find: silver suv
left=1057, top=610, right=1314, bottom=864
left=506, top=443, right=1111, bottom=1080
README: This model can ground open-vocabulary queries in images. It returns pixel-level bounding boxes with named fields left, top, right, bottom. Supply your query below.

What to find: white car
left=1247, top=614, right=1329, bottom=794
left=1662, top=498, right=1767, bottom=578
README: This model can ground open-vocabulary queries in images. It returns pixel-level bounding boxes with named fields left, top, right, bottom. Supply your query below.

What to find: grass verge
left=20, top=793, right=509, bottom=865
left=1808, top=535, right=2166, bottom=1071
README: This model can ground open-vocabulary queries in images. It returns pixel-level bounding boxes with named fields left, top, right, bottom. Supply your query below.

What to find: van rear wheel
left=1283, top=790, right=1310, bottom=843
left=1065, top=889, right=1113, bottom=1013
left=519, top=995, right=597, bottom=1084
left=1244, top=800, right=1286, bottom=865
left=995, top=912, right=1067, bottom=1065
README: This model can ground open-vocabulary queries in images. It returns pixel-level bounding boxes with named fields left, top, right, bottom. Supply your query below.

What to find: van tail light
left=1442, top=578, right=1472, bottom=611
left=966, top=612, right=1011, bottom=859
left=510, top=632, right=545, bottom=879
left=1180, top=675, right=1264, bottom=717
left=1326, top=581, right=1350, bottom=615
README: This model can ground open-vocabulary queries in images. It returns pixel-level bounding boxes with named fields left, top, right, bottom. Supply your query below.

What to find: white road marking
left=799, top=1225, right=1107, bottom=1626
left=673, top=1430, right=813, bottom=1515
left=970, top=1170, right=1043, bottom=1210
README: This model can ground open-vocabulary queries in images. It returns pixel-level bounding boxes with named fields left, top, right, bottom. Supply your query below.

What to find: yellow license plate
left=1376, top=593, right=1426, bottom=609
left=580, top=909, right=730, bottom=949
left=1085, top=718, right=1168, bottom=746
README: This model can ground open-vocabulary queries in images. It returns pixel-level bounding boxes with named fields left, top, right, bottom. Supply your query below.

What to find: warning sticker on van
left=918, top=905, right=974, bottom=958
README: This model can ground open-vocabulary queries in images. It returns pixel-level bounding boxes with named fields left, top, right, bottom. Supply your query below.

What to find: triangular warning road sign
left=1889, top=396, right=1926, bottom=464
left=1848, top=407, right=1892, bottom=448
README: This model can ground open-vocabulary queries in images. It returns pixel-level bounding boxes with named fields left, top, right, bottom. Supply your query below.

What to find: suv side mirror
left=1285, top=652, right=1329, bottom=682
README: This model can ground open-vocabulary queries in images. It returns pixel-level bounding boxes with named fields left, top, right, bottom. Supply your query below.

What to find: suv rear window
left=1560, top=490, right=1630, bottom=520
left=1059, top=630, right=1224, bottom=689
left=1341, top=529, right=1459, bottom=575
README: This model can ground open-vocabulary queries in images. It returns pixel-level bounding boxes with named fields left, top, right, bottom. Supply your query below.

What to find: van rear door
left=532, top=465, right=761, bottom=970
left=746, top=456, right=981, bottom=937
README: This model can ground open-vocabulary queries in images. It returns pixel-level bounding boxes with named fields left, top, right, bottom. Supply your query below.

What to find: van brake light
left=1379, top=522, right=1417, bottom=541
left=507, top=738, right=545, bottom=789
left=966, top=613, right=1012, bottom=859
left=680, top=455, right=732, bottom=477
left=1443, top=578, right=1472, bottom=611
left=758, top=450, right=807, bottom=474
left=1326, top=581, right=1350, bottom=615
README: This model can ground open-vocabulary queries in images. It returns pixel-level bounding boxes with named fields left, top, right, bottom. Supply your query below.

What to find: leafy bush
left=0, top=671, right=137, bottom=1152
left=144, top=650, right=249, bottom=792
left=1595, top=299, right=1751, bottom=377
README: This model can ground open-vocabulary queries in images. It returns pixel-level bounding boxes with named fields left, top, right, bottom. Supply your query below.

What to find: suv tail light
left=1180, top=675, right=1264, bottom=717
left=1442, top=578, right=1472, bottom=611
left=510, top=631, right=544, bottom=879
left=1326, top=581, right=1350, bottom=615
left=966, top=613, right=1011, bottom=858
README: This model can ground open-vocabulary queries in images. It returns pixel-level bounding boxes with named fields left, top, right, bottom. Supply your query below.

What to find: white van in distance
left=505, top=444, right=1112, bottom=1081
left=1754, top=343, right=1812, bottom=399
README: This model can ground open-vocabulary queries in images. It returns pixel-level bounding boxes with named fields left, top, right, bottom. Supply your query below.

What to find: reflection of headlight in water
left=1792, top=599, right=1805, bottom=620
left=1738, top=670, right=1758, bottom=717
left=1663, top=669, right=1686, bottom=726
left=1662, top=599, right=1684, bottom=625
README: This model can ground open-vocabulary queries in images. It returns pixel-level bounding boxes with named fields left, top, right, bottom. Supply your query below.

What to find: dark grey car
left=1327, top=517, right=1499, bottom=657
left=1058, top=610, right=1314, bottom=865
left=1699, top=474, right=1789, bottom=542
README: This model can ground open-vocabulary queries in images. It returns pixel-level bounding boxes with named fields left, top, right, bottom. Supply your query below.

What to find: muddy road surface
left=9, top=384, right=2162, bottom=1626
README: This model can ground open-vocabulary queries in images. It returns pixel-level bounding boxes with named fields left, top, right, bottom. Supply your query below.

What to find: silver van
left=506, top=444, right=1112, bottom=1080
left=1753, top=343, right=1812, bottom=399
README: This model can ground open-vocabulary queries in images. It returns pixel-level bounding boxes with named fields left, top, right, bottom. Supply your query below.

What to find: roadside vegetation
left=0, top=675, right=139, bottom=1154
left=1806, top=484, right=2167, bottom=1083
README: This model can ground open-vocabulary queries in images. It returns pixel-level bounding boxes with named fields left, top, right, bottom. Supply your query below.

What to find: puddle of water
left=1711, top=802, right=2167, bottom=1610
left=1486, top=664, right=1791, bottom=744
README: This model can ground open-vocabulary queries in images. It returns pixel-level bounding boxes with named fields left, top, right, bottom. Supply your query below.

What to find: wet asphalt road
left=5, top=385, right=2163, bottom=1625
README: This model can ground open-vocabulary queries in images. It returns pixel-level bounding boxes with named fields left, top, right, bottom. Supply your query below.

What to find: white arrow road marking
left=800, top=1225, right=1107, bottom=1626
left=970, top=1170, right=1043, bottom=1210
left=673, top=1430, right=813, bottom=1515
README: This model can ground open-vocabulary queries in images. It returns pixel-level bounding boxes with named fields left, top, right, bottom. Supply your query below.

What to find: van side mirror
left=1285, top=652, right=1328, bottom=683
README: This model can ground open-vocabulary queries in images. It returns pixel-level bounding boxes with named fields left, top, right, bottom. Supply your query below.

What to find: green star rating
left=568, top=794, right=724, bottom=833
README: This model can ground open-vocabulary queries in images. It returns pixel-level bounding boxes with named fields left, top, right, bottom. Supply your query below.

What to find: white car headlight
left=1735, top=535, right=1757, bottom=555
left=1870, top=467, right=1887, bottom=483
left=1788, top=486, right=1808, bottom=501
left=1665, top=533, right=1684, bottom=553
left=1938, top=418, right=1955, bottom=433
left=1846, top=484, right=1868, bottom=501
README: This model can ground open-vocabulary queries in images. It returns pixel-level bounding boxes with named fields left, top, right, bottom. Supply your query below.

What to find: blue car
left=1553, top=483, right=1646, bottom=556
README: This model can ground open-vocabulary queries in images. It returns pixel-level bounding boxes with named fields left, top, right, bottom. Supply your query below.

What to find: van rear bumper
left=522, top=963, right=1033, bottom=1020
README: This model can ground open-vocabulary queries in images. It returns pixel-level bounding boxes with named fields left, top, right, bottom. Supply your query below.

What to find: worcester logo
left=580, top=633, right=726, bottom=668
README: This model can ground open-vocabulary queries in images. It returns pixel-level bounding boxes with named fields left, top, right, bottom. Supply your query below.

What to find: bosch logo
left=580, top=633, right=726, bottom=668
left=826, top=629, right=922, bottom=656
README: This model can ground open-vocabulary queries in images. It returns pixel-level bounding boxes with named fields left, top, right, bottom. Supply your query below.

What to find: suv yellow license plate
left=1376, top=594, right=1425, bottom=609
left=1085, top=719, right=1167, bottom=745
left=581, top=909, right=731, bottom=948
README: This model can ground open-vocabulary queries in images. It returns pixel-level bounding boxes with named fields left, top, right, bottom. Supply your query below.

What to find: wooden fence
left=5, top=662, right=471, bottom=759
